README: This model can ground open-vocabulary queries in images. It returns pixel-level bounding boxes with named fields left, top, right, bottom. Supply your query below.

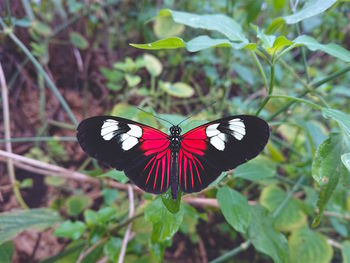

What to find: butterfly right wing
left=77, top=116, right=172, bottom=194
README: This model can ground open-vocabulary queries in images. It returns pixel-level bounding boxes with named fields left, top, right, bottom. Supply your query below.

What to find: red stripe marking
left=146, top=159, right=157, bottom=185
left=178, top=151, right=183, bottom=185
left=161, top=155, right=165, bottom=191
left=153, top=160, right=160, bottom=190
left=189, top=160, right=194, bottom=188
left=184, top=155, right=187, bottom=190
left=193, top=155, right=205, bottom=171
left=192, top=160, right=202, bottom=184
left=167, top=150, right=170, bottom=188
left=144, top=156, right=156, bottom=171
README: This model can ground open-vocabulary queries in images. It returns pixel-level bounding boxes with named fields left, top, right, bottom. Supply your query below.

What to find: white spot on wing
left=217, top=133, right=226, bottom=141
left=210, top=136, right=225, bottom=151
left=205, top=123, right=220, bottom=137
left=228, top=118, right=246, bottom=140
left=127, top=124, right=142, bottom=138
left=122, top=136, right=138, bottom=151
left=101, top=119, right=119, bottom=140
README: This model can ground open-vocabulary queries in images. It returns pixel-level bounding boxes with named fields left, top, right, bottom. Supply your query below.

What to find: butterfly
left=77, top=115, right=269, bottom=200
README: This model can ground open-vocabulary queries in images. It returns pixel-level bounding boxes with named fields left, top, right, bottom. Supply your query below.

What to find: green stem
left=209, top=240, right=251, bottom=263
left=256, top=64, right=275, bottom=115
left=0, top=136, right=76, bottom=143
left=296, top=23, right=311, bottom=83
left=269, top=95, right=323, bottom=110
left=0, top=17, right=78, bottom=126
left=20, top=0, right=35, bottom=21
left=272, top=175, right=305, bottom=218
left=268, top=65, right=350, bottom=121
left=250, top=50, right=268, bottom=90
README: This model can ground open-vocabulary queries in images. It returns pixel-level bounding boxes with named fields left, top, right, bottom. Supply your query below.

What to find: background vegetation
left=1, top=0, right=350, bottom=262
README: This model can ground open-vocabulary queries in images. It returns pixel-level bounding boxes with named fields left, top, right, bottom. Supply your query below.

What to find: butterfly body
left=77, top=115, right=269, bottom=200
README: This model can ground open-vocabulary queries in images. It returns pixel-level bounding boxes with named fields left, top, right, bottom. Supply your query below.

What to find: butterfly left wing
left=77, top=116, right=172, bottom=194
left=179, top=115, right=270, bottom=193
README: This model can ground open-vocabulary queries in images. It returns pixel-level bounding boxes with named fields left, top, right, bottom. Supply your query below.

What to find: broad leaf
left=312, top=134, right=349, bottom=226
left=158, top=9, right=248, bottom=43
left=234, top=157, right=276, bottom=182
left=289, top=227, right=333, bottom=263
left=342, top=241, right=350, bottom=263
left=217, top=186, right=251, bottom=233
left=161, top=188, right=181, bottom=214
left=341, top=153, right=350, bottom=173
left=283, top=0, right=337, bottom=24
left=322, top=108, right=350, bottom=137
left=0, top=208, right=62, bottom=245
left=130, top=37, right=185, bottom=50
left=66, top=195, right=92, bottom=216
left=153, top=15, right=184, bottom=39
left=145, top=198, right=184, bottom=242
left=248, top=205, right=289, bottom=263
left=294, top=35, right=350, bottom=63
left=260, top=185, right=307, bottom=232
left=160, top=81, right=194, bottom=98
left=144, top=54, right=162, bottom=77
left=186, top=35, right=248, bottom=52
left=0, top=241, right=14, bottom=263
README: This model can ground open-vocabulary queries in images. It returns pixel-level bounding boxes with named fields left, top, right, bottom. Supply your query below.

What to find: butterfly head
left=170, top=126, right=181, bottom=136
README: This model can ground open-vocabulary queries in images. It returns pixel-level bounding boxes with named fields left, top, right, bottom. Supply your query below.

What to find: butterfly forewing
left=77, top=116, right=171, bottom=194
left=179, top=115, right=270, bottom=193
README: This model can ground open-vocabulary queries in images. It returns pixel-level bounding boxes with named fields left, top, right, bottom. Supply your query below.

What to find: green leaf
left=100, top=67, right=124, bottom=82
left=341, top=153, right=350, bottom=173
left=248, top=205, right=289, bottom=263
left=54, top=220, right=86, bottom=240
left=312, top=134, right=349, bottom=226
left=145, top=198, right=184, bottom=242
left=322, top=108, right=350, bottom=137
left=110, top=103, right=138, bottom=120
left=186, top=35, right=248, bottom=52
left=158, top=9, right=248, bottom=43
left=267, top=36, right=293, bottom=55
left=161, top=188, right=181, bottom=214
left=342, top=241, right=350, bottom=263
left=234, top=157, right=276, bottom=182
left=0, top=208, right=61, bottom=245
left=32, top=20, right=52, bottom=36
left=283, top=0, right=337, bottom=24
left=294, top=35, right=350, bottom=63
left=153, top=15, right=184, bottom=39
left=260, top=185, right=307, bottom=232
left=160, top=81, right=194, bottom=98
left=99, top=170, right=129, bottom=183
left=217, top=186, right=251, bottom=234
left=144, top=54, right=162, bottom=77
left=102, top=189, right=118, bottom=205
left=44, top=176, right=66, bottom=186
left=0, top=241, right=14, bottom=263
left=130, top=37, right=185, bottom=50
left=20, top=178, right=33, bottom=188
left=40, top=240, right=85, bottom=263
left=125, top=74, right=141, bottom=87
left=104, top=238, right=122, bottom=262
left=66, top=195, right=92, bottom=216
left=289, top=227, right=333, bottom=263
left=69, top=32, right=89, bottom=50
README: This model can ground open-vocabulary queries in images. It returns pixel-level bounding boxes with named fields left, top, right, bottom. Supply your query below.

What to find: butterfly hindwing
left=77, top=116, right=171, bottom=194
left=179, top=115, right=270, bottom=193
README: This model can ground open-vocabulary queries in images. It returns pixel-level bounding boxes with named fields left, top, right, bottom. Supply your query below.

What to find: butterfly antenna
left=136, top=107, right=175, bottom=126
left=176, top=101, right=216, bottom=126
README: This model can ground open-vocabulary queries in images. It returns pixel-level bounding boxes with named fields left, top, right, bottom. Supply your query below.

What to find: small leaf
left=153, top=15, right=184, bottom=39
left=66, top=195, right=92, bottom=216
left=14, top=18, right=32, bottom=27
left=145, top=198, right=184, bottom=242
left=20, top=178, right=33, bottom=189
left=160, top=81, right=194, bottom=98
left=294, top=35, right=350, bottom=63
left=267, top=36, right=293, bottom=55
left=0, top=241, right=14, bottom=263
left=342, top=241, right=350, bottom=263
left=217, top=186, right=251, bottom=233
left=266, top=18, right=286, bottom=34
left=102, top=189, right=118, bottom=205
left=289, top=227, right=333, bottom=263
left=54, top=220, right=86, bottom=240
left=161, top=188, right=181, bottom=214
left=248, top=205, right=289, bottom=263
left=100, top=67, right=124, bottom=82
left=104, top=238, right=122, bottom=262
left=234, top=157, right=276, bottom=182
left=283, top=0, right=337, bottom=24
left=130, top=37, right=185, bottom=50
left=99, top=170, right=129, bottom=183
left=260, top=185, right=307, bottom=232
left=44, top=176, right=66, bottom=186
left=69, top=32, right=89, bottom=50
left=32, top=20, right=52, bottom=36
left=0, top=208, right=61, bottom=245
left=125, top=74, right=141, bottom=87
left=144, top=54, right=162, bottom=77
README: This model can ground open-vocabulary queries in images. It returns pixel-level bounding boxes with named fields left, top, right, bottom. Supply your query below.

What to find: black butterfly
left=77, top=115, right=269, bottom=200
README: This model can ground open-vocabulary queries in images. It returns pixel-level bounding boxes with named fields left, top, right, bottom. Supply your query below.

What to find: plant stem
left=296, top=24, right=311, bottom=82
left=0, top=17, right=78, bottom=126
left=255, top=64, right=275, bottom=115
left=21, top=0, right=35, bottom=21
left=268, top=65, right=350, bottom=121
left=269, top=95, right=323, bottom=110
left=209, top=240, right=251, bottom=263
left=250, top=50, right=268, bottom=91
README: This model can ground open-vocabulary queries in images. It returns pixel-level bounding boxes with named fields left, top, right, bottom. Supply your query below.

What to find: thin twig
left=118, top=185, right=135, bottom=263
left=327, top=238, right=342, bottom=249
left=0, top=63, right=28, bottom=209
